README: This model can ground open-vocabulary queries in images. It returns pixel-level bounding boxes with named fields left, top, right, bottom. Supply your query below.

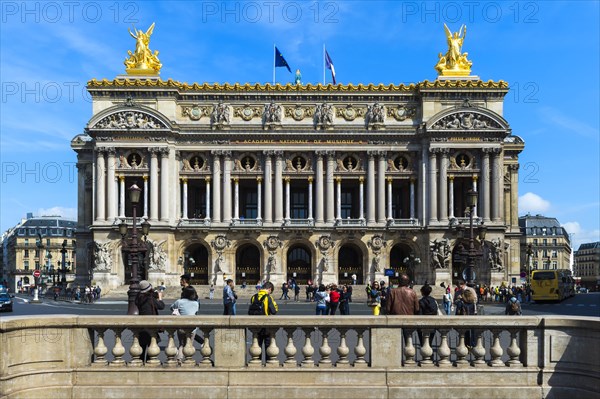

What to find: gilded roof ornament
left=435, top=24, right=473, bottom=77
left=124, top=23, right=162, bottom=75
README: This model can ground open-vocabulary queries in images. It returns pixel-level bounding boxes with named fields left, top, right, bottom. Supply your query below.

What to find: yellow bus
left=531, top=269, right=575, bottom=302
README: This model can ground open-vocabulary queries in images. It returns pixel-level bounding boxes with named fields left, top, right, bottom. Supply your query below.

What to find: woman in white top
left=171, top=286, right=200, bottom=361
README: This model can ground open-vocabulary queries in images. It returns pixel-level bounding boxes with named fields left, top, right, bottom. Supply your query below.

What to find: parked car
left=578, top=287, right=589, bottom=294
left=0, top=293, right=13, bottom=312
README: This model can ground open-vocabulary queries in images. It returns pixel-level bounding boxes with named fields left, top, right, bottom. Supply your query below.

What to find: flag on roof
left=325, top=50, right=336, bottom=84
left=275, top=47, right=291, bottom=73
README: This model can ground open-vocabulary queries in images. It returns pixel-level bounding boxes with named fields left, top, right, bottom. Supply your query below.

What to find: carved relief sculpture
left=93, top=241, right=113, bottom=272
left=430, top=239, right=450, bottom=269
left=366, top=103, right=385, bottom=130
left=314, top=103, right=334, bottom=130
left=147, top=239, right=167, bottom=271
left=211, top=103, right=230, bottom=130
left=263, top=102, right=282, bottom=130
left=93, top=111, right=164, bottom=129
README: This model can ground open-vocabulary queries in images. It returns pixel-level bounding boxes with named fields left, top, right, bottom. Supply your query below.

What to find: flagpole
left=273, top=43, right=276, bottom=85
left=323, top=44, right=326, bottom=85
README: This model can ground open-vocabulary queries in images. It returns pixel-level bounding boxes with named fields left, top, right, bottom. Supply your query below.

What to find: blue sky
left=1, top=1, right=598, bottom=249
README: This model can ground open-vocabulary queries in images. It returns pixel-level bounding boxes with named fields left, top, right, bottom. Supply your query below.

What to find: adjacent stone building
left=2, top=214, right=77, bottom=292
left=519, top=214, right=572, bottom=277
left=574, top=241, right=600, bottom=289
left=71, top=26, right=525, bottom=290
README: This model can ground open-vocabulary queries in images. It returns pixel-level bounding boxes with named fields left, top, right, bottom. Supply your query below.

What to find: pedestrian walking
left=223, top=279, right=236, bottom=315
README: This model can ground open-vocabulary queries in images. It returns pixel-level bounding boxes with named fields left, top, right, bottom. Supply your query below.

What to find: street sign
left=33, top=270, right=41, bottom=278
left=384, top=268, right=395, bottom=277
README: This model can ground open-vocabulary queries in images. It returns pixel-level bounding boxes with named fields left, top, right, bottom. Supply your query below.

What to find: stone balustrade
left=1, top=315, right=598, bottom=399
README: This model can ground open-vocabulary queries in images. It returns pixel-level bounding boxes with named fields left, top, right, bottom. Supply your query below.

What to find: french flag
left=325, top=50, right=336, bottom=85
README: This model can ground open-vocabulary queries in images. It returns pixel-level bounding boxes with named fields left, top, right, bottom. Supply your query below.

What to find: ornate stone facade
left=72, top=78, right=524, bottom=289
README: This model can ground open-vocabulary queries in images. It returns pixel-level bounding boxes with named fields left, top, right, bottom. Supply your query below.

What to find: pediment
left=87, top=105, right=170, bottom=130
left=426, top=106, right=509, bottom=132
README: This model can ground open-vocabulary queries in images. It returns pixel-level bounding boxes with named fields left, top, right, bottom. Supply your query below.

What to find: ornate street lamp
left=526, top=243, right=534, bottom=286
left=120, top=183, right=150, bottom=315
left=463, top=189, right=479, bottom=284
left=60, top=239, right=68, bottom=288
left=403, top=254, right=421, bottom=284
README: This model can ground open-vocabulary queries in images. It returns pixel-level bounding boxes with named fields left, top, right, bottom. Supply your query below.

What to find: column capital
left=491, top=147, right=502, bottom=155
left=143, top=175, right=148, bottom=181
left=222, top=150, right=232, bottom=159
left=211, top=149, right=224, bottom=157
left=307, top=176, right=313, bottom=183
left=410, top=177, right=416, bottom=183
left=256, top=176, right=263, bottom=182
left=325, top=150, right=336, bottom=157
left=284, top=176, right=291, bottom=183
left=508, top=164, right=520, bottom=171
left=205, top=176, right=212, bottom=182
left=119, top=175, right=126, bottom=182
left=439, top=148, right=450, bottom=155
left=359, top=176, right=364, bottom=183
left=181, top=177, right=188, bottom=183
left=158, top=147, right=169, bottom=156
left=232, top=176, right=239, bottom=183
left=448, top=175, right=455, bottom=181
left=366, top=150, right=377, bottom=158
left=376, top=150, right=388, bottom=157
left=96, top=146, right=108, bottom=154
left=105, top=146, right=117, bottom=155
left=472, top=174, right=479, bottom=181
left=482, top=147, right=494, bottom=154
left=263, top=150, right=276, bottom=157
left=335, top=176, right=342, bottom=183
left=148, top=147, right=161, bottom=155
left=274, top=150, right=284, bottom=159
left=428, top=147, right=439, bottom=155
left=386, top=176, right=393, bottom=183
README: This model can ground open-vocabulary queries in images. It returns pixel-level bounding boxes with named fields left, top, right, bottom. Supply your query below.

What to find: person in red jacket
left=329, top=284, right=340, bottom=315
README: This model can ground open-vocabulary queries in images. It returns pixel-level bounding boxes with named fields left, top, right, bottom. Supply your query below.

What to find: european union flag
left=275, top=46, right=291, bottom=73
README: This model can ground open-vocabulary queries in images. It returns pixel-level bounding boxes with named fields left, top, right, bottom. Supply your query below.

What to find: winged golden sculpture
left=435, top=23, right=472, bottom=77
left=124, top=23, right=162, bottom=75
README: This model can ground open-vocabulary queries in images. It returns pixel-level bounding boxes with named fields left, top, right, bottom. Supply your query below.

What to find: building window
left=24, top=238, right=29, bottom=247
left=533, top=261, right=538, bottom=269
left=552, top=250, right=557, bottom=258
left=46, top=238, right=51, bottom=246
left=533, top=239, right=538, bottom=245
left=24, top=249, right=29, bottom=258
left=29, top=229, right=36, bottom=235
left=542, top=239, right=547, bottom=246
left=241, top=186, right=258, bottom=219
left=552, top=239, right=557, bottom=246
left=291, top=188, right=307, bottom=219
left=24, top=260, right=29, bottom=270
left=552, top=261, right=557, bottom=269
left=35, top=249, right=40, bottom=258
left=35, top=261, right=40, bottom=269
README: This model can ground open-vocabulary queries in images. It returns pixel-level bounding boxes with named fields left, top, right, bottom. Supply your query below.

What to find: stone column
left=428, top=148, right=438, bottom=224
left=326, top=151, right=335, bottom=223
left=359, top=176, right=365, bottom=220
left=472, top=175, right=479, bottom=218
left=95, top=148, right=106, bottom=221
left=336, top=176, right=342, bottom=221
left=106, top=148, right=117, bottom=221
left=142, top=175, right=148, bottom=219
left=481, top=148, right=491, bottom=222
left=182, top=178, right=188, bottom=219
left=256, top=177, right=262, bottom=221
left=377, top=151, right=387, bottom=223
left=211, top=151, right=221, bottom=223
left=149, top=148, right=159, bottom=221
left=448, top=176, right=454, bottom=219
left=307, top=176, right=313, bottom=221
left=509, top=164, right=519, bottom=228
left=439, top=149, right=449, bottom=223
left=367, top=151, right=376, bottom=224
left=274, top=151, right=284, bottom=223
left=159, top=148, right=170, bottom=222
left=492, top=148, right=503, bottom=222
left=315, top=151, right=324, bottom=223
left=119, top=175, right=126, bottom=218
left=222, top=151, right=232, bottom=223
left=233, top=177, right=239, bottom=220
left=284, top=176, right=291, bottom=222
left=386, top=176, right=393, bottom=220
left=205, top=176, right=211, bottom=220
left=263, top=151, right=273, bottom=223
left=410, top=177, right=416, bottom=220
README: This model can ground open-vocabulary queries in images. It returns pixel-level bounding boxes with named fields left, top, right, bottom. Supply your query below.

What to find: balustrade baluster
left=419, top=330, right=434, bottom=366
left=110, top=328, right=126, bottom=366
left=506, top=329, right=522, bottom=367
left=248, top=328, right=262, bottom=367
left=199, top=328, right=213, bottom=367
left=455, top=329, right=470, bottom=366
left=336, top=329, right=350, bottom=368
left=181, top=329, right=197, bottom=367
left=489, top=329, right=505, bottom=367
left=301, top=328, right=315, bottom=367
left=354, top=329, right=368, bottom=368
left=319, top=328, right=332, bottom=367
left=266, top=328, right=280, bottom=367
left=437, top=329, right=452, bottom=367
left=164, top=330, right=178, bottom=368
left=92, top=329, right=108, bottom=366
left=403, top=329, right=417, bottom=366
left=283, top=328, right=298, bottom=367
left=146, top=330, right=162, bottom=367
left=128, top=329, right=143, bottom=367
left=472, top=332, right=487, bottom=366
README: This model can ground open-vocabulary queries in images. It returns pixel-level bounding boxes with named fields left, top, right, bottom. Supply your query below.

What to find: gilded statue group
left=435, top=23, right=472, bottom=76
left=124, top=23, right=162, bottom=74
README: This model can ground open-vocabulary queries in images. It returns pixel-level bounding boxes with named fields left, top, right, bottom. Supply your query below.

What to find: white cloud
left=36, top=207, right=77, bottom=221
left=519, top=192, right=551, bottom=214
left=562, top=221, right=600, bottom=249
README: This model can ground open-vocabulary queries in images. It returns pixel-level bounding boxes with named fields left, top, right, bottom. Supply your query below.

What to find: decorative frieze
left=285, top=105, right=314, bottom=121
left=431, top=112, right=501, bottom=130
left=336, top=105, right=366, bottom=121
left=233, top=104, right=262, bottom=121
left=93, top=111, right=165, bottom=129
left=387, top=104, right=417, bottom=121
left=182, top=105, right=211, bottom=121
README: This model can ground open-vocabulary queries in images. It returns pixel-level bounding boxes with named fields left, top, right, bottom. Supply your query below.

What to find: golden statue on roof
left=435, top=23, right=472, bottom=77
left=124, top=23, right=162, bottom=75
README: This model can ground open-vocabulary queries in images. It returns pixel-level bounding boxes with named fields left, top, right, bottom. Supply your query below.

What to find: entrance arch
left=184, top=244, right=209, bottom=285
left=287, top=245, right=312, bottom=284
left=389, top=243, right=415, bottom=282
left=236, top=244, right=261, bottom=285
left=338, top=243, right=363, bottom=285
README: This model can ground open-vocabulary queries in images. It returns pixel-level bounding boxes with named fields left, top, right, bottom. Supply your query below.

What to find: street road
left=5, top=292, right=599, bottom=317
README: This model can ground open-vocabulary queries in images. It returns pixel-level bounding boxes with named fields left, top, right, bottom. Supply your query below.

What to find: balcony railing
left=231, top=218, right=263, bottom=227
left=388, top=218, right=420, bottom=226
left=335, top=218, right=366, bottom=227
left=1, top=316, right=598, bottom=398
left=285, top=218, right=314, bottom=227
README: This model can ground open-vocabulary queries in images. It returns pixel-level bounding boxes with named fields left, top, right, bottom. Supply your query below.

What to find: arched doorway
left=338, top=243, right=363, bottom=285
left=184, top=244, right=209, bottom=285
left=287, top=245, right=312, bottom=285
left=236, top=244, right=261, bottom=285
left=389, top=243, right=417, bottom=282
